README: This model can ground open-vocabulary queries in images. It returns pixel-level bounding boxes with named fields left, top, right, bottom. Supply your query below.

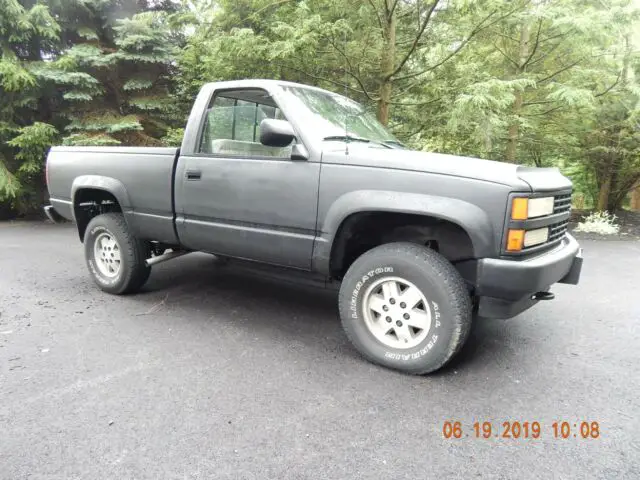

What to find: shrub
left=574, top=211, right=620, bottom=235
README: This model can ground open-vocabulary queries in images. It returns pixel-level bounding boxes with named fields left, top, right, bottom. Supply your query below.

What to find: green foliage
left=66, top=113, right=143, bottom=133
left=61, top=44, right=114, bottom=68
left=8, top=123, right=58, bottom=174
left=162, top=128, right=185, bottom=147
left=128, top=96, right=168, bottom=111
left=0, top=158, right=21, bottom=200
left=578, top=92, right=640, bottom=210
left=46, top=4, right=181, bottom=147
left=0, top=0, right=61, bottom=207
left=173, top=0, right=640, bottom=208
left=0, top=0, right=183, bottom=213
left=123, top=78, right=153, bottom=91
left=1, top=122, right=58, bottom=208
left=62, top=133, right=122, bottom=146
left=77, top=26, right=98, bottom=40
left=2, top=0, right=640, bottom=217
left=63, top=91, right=94, bottom=102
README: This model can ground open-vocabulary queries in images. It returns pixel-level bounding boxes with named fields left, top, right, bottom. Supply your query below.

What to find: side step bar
left=145, top=250, right=190, bottom=267
left=43, top=205, right=66, bottom=223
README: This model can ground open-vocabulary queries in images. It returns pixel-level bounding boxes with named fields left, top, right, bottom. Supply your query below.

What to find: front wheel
left=84, top=213, right=151, bottom=294
left=338, top=242, right=472, bottom=375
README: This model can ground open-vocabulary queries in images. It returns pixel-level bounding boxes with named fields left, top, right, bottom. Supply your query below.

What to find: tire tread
left=85, top=213, right=150, bottom=294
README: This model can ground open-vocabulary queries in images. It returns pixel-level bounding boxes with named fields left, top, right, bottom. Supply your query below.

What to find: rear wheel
left=84, top=213, right=150, bottom=294
left=338, top=242, right=472, bottom=374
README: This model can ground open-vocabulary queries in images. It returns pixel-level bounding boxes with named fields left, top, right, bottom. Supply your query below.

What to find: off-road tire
left=338, top=242, right=472, bottom=374
left=84, top=213, right=151, bottom=294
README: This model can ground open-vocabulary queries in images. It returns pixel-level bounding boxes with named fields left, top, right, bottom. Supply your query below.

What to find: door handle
left=186, top=170, right=202, bottom=181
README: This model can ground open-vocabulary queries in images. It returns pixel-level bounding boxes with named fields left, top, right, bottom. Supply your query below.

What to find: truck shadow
left=138, top=253, right=522, bottom=376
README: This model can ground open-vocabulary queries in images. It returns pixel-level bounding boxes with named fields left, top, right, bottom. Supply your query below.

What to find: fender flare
left=312, top=190, right=497, bottom=275
left=71, top=175, right=132, bottom=212
left=71, top=176, right=132, bottom=240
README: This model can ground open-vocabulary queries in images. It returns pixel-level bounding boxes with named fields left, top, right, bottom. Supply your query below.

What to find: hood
left=329, top=145, right=572, bottom=192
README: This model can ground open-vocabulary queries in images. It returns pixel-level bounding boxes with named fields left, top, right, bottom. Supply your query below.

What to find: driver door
left=175, top=88, right=320, bottom=269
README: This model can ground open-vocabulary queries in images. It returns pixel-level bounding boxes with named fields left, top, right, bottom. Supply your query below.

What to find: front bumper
left=474, top=234, right=583, bottom=319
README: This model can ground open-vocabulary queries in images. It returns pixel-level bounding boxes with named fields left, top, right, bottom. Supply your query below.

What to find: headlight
left=511, top=197, right=555, bottom=220
left=507, top=227, right=550, bottom=251
left=524, top=227, right=549, bottom=247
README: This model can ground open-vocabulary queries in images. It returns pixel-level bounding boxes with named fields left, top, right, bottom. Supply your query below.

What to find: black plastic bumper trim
left=475, top=233, right=582, bottom=300
left=477, top=294, right=541, bottom=320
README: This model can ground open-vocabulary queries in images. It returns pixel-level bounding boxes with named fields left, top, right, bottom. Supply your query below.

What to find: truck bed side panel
left=47, top=146, right=180, bottom=245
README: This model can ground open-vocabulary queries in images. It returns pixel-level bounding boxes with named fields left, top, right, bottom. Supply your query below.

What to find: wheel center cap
left=361, top=276, right=431, bottom=350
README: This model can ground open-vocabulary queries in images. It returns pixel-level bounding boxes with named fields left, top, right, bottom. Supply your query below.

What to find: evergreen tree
left=0, top=0, right=60, bottom=211
left=33, top=0, right=180, bottom=146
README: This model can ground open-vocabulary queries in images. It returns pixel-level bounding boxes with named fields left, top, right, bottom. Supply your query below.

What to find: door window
left=199, top=89, right=293, bottom=158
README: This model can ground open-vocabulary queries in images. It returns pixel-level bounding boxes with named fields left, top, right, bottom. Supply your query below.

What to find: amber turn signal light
left=506, top=229, right=525, bottom=252
left=511, top=198, right=528, bottom=220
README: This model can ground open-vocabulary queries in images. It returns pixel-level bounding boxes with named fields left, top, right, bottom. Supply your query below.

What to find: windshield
left=280, top=86, right=398, bottom=144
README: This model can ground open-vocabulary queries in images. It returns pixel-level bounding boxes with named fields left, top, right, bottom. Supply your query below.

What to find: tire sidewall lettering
left=350, top=266, right=394, bottom=319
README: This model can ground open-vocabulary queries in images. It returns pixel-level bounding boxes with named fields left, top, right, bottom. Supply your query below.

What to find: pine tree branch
left=276, top=63, right=375, bottom=99
left=525, top=41, right=565, bottom=67
left=395, top=36, right=422, bottom=46
left=396, top=5, right=416, bottom=20
left=490, top=30, right=520, bottom=43
left=493, top=42, right=519, bottom=68
left=522, top=18, right=543, bottom=69
left=537, top=60, right=583, bottom=84
left=388, top=0, right=400, bottom=18
left=392, top=4, right=524, bottom=82
left=523, top=105, right=564, bottom=117
left=366, top=0, right=385, bottom=32
left=243, top=0, right=295, bottom=25
left=393, top=78, right=427, bottom=96
left=396, top=124, right=426, bottom=138
left=594, top=71, right=622, bottom=97
left=526, top=30, right=576, bottom=67
left=538, top=29, right=576, bottom=44
left=203, top=0, right=294, bottom=33
left=522, top=100, right=554, bottom=106
left=386, top=0, right=441, bottom=80
left=328, top=35, right=376, bottom=100
left=387, top=96, right=442, bottom=106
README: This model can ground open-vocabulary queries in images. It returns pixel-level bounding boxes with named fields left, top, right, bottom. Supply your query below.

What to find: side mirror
left=260, top=119, right=295, bottom=147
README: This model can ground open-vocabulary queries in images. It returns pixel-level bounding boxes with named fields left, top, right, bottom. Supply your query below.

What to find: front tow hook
left=532, top=291, right=555, bottom=301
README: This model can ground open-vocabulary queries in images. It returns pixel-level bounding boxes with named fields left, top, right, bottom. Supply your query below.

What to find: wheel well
left=329, top=212, right=475, bottom=278
left=73, top=189, right=123, bottom=242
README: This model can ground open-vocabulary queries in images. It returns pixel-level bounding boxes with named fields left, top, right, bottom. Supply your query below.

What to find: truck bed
left=47, top=146, right=180, bottom=245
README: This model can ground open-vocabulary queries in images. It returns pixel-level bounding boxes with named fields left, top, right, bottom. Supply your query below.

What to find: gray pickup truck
left=45, top=79, right=582, bottom=374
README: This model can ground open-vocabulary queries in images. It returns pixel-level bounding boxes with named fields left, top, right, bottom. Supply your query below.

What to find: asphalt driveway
left=1, top=222, right=639, bottom=479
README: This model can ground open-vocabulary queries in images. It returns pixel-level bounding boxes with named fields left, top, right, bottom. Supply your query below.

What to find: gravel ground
left=1, top=222, right=639, bottom=479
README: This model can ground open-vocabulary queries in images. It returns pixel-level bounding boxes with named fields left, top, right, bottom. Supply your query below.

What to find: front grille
left=553, top=193, right=572, bottom=214
left=548, top=219, right=569, bottom=243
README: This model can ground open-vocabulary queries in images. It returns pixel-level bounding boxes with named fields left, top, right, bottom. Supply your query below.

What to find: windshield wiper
left=381, top=140, right=406, bottom=149
left=322, top=135, right=394, bottom=149
left=322, top=135, right=371, bottom=143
